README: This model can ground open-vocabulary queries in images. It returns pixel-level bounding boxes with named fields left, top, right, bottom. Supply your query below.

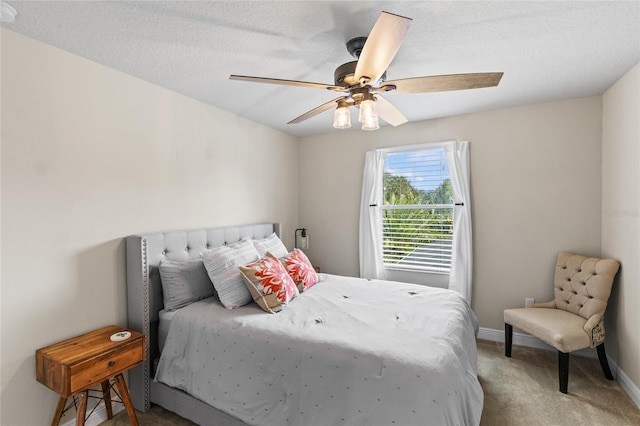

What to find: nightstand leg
left=115, top=373, right=139, bottom=426
left=101, top=380, right=113, bottom=419
left=75, top=391, right=88, bottom=426
left=51, top=396, right=66, bottom=426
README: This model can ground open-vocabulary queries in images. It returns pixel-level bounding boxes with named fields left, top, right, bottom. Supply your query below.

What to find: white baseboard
left=615, top=362, right=640, bottom=409
left=478, top=326, right=558, bottom=352
left=60, top=401, right=125, bottom=426
left=478, top=327, right=640, bottom=409
left=478, top=327, right=601, bottom=359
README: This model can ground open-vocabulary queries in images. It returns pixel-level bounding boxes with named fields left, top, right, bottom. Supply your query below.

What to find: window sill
left=383, top=265, right=450, bottom=275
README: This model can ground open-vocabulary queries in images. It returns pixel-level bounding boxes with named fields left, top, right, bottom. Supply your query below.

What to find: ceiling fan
left=230, top=11, right=503, bottom=131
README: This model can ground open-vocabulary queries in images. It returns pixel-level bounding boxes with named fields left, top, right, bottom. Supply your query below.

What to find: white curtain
left=444, top=141, right=473, bottom=304
left=359, top=150, right=386, bottom=280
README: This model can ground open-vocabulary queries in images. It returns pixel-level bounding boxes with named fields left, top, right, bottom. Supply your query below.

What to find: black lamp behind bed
left=294, top=228, right=309, bottom=250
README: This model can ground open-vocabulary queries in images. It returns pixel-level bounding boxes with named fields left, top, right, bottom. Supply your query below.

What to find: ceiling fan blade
left=230, top=75, right=345, bottom=92
left=381, top=72, right=504, bottom=94
left=374, top=94, right=408, bottom=127
left=288, top=96, right=348, bottom=124
left=354, top=11, right=412, bottom=86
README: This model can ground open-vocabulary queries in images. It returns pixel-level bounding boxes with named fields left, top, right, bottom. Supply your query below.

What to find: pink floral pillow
left=280, top=249, right=319, bottom=292
left=239, top=253, right=298, bottom=313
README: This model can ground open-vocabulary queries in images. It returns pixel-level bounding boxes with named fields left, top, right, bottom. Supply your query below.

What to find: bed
left=126, top=223, right=483, bottom=425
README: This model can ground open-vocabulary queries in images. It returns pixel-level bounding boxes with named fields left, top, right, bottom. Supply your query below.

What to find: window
left=360, top=141, right=471, bottom=301
left=382, top=147, right=454, bottom=273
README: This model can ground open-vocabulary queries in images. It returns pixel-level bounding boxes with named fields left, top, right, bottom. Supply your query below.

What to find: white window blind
left=382, top=148, right=454, bottom=272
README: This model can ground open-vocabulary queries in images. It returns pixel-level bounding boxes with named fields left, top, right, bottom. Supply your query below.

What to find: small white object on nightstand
left=109, top=331, right=131, bottom=342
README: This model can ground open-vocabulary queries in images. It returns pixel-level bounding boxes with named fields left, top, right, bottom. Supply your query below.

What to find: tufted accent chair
left=503, top=252, right=620, bottom=393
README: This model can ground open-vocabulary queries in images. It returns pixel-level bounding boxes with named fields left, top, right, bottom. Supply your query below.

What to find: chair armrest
left=531, top=300, right=556, bottom=309
left=584, top=313, right=605, bottom=347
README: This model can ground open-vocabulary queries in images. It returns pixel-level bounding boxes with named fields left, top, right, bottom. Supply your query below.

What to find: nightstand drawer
left=69, top=338, right=143, bottom=394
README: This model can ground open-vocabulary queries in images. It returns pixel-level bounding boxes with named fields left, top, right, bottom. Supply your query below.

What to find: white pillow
left=253, top=233, right=288, bottom=258
left=201, top=238, right=260, bottom=309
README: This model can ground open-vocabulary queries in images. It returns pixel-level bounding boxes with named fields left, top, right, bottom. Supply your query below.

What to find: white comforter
left=155, top=274, right=483, bottom=426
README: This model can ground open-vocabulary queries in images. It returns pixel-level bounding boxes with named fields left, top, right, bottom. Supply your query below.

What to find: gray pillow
left=159, top=259, right=216, bottom=311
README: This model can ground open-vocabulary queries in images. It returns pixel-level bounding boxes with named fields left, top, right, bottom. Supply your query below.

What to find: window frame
left=379, top=142, right=455, bottom=275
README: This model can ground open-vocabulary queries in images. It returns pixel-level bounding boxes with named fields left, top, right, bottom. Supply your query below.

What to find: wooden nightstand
left=36, top=325, right=145, bottom=426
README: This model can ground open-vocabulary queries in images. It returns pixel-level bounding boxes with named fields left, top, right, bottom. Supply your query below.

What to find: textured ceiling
left=2, top=1, right=639, bottom=138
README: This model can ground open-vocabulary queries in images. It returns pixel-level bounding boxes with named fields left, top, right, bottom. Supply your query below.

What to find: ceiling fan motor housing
left=334, top=61, right=359, bottom=87
left=336, top=37, right=389, bottom=88
left=346, top=37, right=367, bottom=58
left=334, top=60, right=387, bottom=88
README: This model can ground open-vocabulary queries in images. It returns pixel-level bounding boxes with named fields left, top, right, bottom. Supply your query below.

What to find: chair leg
left=505, top=323, right=513, bottom=357
left=596, top=343, right=614, bottom=380
left=558, top=351, right=569, bottom=393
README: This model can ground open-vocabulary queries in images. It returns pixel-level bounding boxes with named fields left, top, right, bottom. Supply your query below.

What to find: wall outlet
left=525, top=297, right=535, bottom=308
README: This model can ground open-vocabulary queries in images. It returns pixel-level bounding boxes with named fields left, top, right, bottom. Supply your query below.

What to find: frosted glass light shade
left=359, top=99, right=375, bottom=122
left=359, top=98, right=379, bottom=131
left=361, top=115, right=379, bottom=131
left=333, top=105, right=351, bottom=129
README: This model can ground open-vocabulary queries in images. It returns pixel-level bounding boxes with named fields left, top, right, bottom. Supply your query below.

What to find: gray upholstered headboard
left=126, top=223, right=280, bottom=411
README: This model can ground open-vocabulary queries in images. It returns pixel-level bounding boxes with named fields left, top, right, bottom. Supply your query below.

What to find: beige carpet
left=477, top=339, right=640, bottom=426
left=102, top=339, right=640, bottom=425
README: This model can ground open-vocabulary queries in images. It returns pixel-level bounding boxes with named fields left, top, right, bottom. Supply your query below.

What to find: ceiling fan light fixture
left=358, top=93, right=379, bottom=131
left=333, top=101, right=351, bottom=129
left=360, top=111, right=379, bottom=131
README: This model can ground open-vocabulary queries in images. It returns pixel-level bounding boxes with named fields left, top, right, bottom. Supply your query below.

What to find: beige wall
left=0, top=29, right=299, bottom=425
left=602, top=63, right=640, bottom=389
left=299, top=96, right=603, bottom=331
left=1, top=25, right=637, bottom=425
